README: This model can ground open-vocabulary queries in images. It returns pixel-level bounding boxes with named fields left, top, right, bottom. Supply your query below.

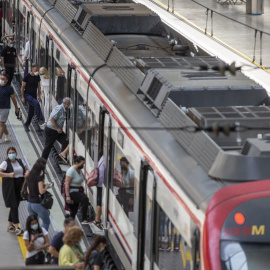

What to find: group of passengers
left=0, top=147, right=106, bottom=268
left=0, top=36, right=136, bottom=267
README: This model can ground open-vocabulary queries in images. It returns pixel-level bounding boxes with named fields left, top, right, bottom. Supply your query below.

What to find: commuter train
left=3, top=0, right=270, bottom=269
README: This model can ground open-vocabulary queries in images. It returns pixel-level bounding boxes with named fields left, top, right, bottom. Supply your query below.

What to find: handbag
left=87, top=168, right=99, bottom=187
left=113, top=169, right=123, bottom=187
left=40, top=191, right=53, bottom=209
left=20, top=179, right=28, bottom=200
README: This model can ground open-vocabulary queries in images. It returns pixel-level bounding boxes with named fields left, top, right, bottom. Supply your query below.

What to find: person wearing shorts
left=0, top=73, right=19, bottom=143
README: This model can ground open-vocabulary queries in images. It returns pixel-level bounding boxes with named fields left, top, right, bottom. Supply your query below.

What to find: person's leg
left=60, top=144, right=69, bottom=159
left=24, top=94, right=35, bottom=126
left=0, top=121, right=5, bottom=139
left=44, top=92, right=49, bottom=123
left=70, top=192, right=89, bottom=221
left=30, top=203, right=50, bottom=231
left=56, top=132, right=69, bottom=153
left=95, top=187, right=102, bottom=223
left=27, top=202, right=37, bottom=216
left=5, top=68, right=13, bottom=85
left=24, top=59, right=29, bottom=78
left=69, top=193, right=80, bottom=218
left=41, top=127, right=58, bottom=160
left=25, top=94, right=43, bottom=122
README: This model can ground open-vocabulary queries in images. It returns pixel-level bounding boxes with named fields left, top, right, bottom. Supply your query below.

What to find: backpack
left=40, top=191, right=53, bottom=209
left=87, top=168, right=99, bottom=187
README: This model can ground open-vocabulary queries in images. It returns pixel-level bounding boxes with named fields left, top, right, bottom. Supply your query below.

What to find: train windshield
left=220, top=241, right=270, bottom=270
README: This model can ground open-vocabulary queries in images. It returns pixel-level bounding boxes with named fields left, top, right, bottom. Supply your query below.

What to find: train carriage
left=2, top=0, right=270, bottom=269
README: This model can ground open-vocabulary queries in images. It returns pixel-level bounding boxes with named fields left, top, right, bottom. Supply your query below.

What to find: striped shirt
left=47, top=104, right=67, bottom=130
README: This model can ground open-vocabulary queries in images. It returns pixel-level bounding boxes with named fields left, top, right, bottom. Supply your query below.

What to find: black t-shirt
left=27, top=175, right=44, bottom=203
left=85, top=250, right=104, bottom=270
left=23, top=73, right=41, bottom=98
left=51, top=231, right=64, bottom=265
left=0, top=84, right=14, bottom=109
left=1, top=46, right=17, bottom=68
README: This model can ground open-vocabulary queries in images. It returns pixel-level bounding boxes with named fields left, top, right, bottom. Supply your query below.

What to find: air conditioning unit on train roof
left=74, top=5, right=92, bottom=31
left=137, top=69, right=174, bottom=115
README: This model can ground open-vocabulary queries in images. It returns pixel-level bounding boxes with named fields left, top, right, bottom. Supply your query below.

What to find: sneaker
left=81, top=220, right=90, bottom=225
left=24, top=124, right=30, bottom=132
left=7, top=225, right=15, bottom=233
left=15, top=228, right=24, bottom=236
left=38, top=120, right=45, bottom=125
left=4, top=134, right=10, bottom=142
left=39, top=123, right=46, bottom=130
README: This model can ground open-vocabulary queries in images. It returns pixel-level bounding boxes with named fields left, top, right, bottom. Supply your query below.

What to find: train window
left=112, top=146, right=136, bottom=220
left=55, top=65, right=67, bottom=105
left=157, top=208, right=188, bottom=270
left=19, top=12, right=26, bottom=58
left=76, top=95, right=91, bottom=148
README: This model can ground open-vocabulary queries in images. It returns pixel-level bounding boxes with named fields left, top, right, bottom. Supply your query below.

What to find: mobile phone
left=49, top=182, right=54, bottom=187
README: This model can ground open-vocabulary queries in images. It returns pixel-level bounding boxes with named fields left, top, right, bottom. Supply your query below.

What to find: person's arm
left=24, top=234, right=38, bottom=252
left=10, top=94, right=19, bottom=113
left=35, top=234, right=50, bottom=251
left=94, top=266, right=101, bottom=270
left=38, top=179, right=51, bottom=195
left=49, top=245, right=59, bottom=258
left=50, top=117, right=62, bottom=133
left=65, top=175, right=72, bottom=204
left=24, top=165, right=30, bottom=177
left=1, top=56, right=4, bottom=70
left=21, top=81, right=26, bottom=103
left=0, top=168, right=15, bottom=178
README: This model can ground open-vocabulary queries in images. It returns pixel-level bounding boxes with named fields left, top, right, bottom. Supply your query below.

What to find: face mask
left=8, top=153, right=16, bottom=160
left=0, top=80, right=5, bottom=85
left=9, top=44, right=14, bottom=48
left=31, top=224, right=38, bottom=231
left=78, top=165, right=84, bottom=170
left=34, top=71, right=39, bottom=76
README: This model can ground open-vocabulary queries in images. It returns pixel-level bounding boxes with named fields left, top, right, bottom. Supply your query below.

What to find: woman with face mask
left=23, top=215, right=50, bottom=265
left=49, top=215, right=75, bottom=265
left=0, top=146, right=29, bottom=235
left=59, top=226, right=84, bottom=269
left=65, top=155, right=90, bottom=224
left=84, top=235, right=107, bottom=270
left=26, top=158, right=52, bottom=231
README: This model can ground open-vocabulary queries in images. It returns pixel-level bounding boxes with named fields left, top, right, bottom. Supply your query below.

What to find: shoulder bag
left=40, top=191, right=53, bottom=209
left=87, top=168, right=99, bottom=187
left=20, top=180, right=28, bottom=200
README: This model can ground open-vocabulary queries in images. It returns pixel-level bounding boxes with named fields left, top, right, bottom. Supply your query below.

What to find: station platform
left=136, top=0, right=270, bottom=94
left=0, top=80, right=92, bottom=267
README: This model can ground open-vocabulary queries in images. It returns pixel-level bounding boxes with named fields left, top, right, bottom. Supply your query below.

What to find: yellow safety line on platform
left=153, top=0, right=270, bottom=73
left=0, top=177, right=26, bottom=261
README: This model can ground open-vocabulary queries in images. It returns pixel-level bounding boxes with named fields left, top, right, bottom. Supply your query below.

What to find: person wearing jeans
left=21, top=64, right=44, bottom=131
left=26, top=158, right=52, bottom=231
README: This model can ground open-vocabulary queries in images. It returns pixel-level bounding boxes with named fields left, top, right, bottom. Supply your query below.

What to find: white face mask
left=0, top=80, right=5, bottom=85
left=34, top=71, right=39, bottom=76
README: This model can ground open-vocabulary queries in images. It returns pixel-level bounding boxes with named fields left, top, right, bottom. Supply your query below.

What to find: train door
left=102, top=112, right=112, bottom=228
left=67, top=64, right=76, bottom=162
left=137, top=162, right=157, bottom=270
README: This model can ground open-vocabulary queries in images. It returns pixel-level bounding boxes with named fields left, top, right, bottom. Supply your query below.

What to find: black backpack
left=40, top=191, right=53, bottom=209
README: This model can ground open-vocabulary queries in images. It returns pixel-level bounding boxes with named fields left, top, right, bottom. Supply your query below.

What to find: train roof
left=36, top=0, right=270, bottom=212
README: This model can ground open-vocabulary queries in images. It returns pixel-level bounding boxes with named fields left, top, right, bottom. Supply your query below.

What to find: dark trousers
left=24, top=93, right=43, bottom=126
left=70, top=192, right=89, bottom=221
left=25, top=251, right=45, bottom=265
left=24, top=59, right=29, bottom=78
left=41, top=127, right=69, bottom=160
left=5, top=68, right=14, bottom=85
left=8, top=207, right=19, bottom=224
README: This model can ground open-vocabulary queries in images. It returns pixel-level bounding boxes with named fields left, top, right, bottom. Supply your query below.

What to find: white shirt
left=24, top=41, right=30, bottom=59
left=40, top=75, right=50, bottom=94
left=23, top=228, right=48, bottom=258
left=0, top=160, right=26, bottom=178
